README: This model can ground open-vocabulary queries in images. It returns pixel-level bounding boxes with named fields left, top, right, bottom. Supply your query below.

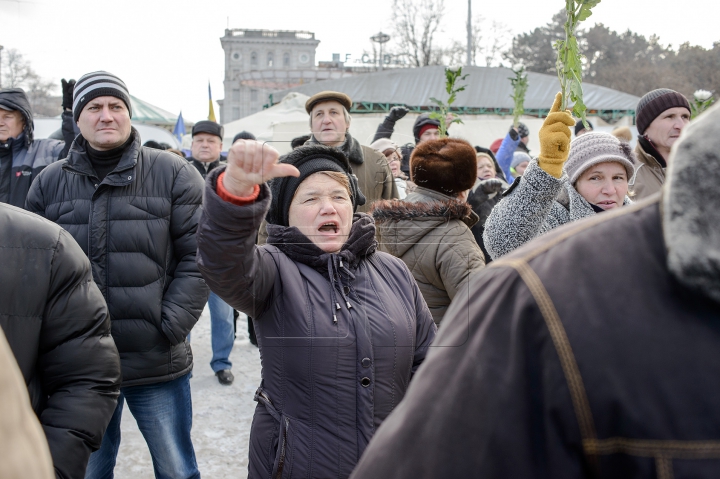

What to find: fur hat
left=267, top=144, right=366, bottom=226
left=564, top=131, right=635, bottom=184
left=410, top=138, right=477, bottom=196
left=611, top=126, right=633, bottom=142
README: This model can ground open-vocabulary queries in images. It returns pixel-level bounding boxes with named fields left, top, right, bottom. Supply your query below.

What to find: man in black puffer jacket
left=27, top=71, right=208, bottom=479
left=0, top=202, right=121, bottom=479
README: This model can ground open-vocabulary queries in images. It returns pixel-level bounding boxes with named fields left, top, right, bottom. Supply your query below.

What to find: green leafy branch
left=554, top=0, right=601, bottom=127
left=690, top=90, right=715, bottom=119
left=509, top=67, right=529, bottom=128
left=429, top=65, right=469, bottom=137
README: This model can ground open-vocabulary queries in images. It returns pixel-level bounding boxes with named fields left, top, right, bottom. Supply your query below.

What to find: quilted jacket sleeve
left=436, top=224, right=486, bottom=302
left=159, top=163, right=209, bottom=345
left=196, top=167, right=278, bottom=318
left=483, top=161, right=563, bottom=260
left=40, top=229, right=121, bottom=479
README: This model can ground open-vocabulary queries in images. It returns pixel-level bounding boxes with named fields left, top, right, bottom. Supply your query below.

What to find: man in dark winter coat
left=351, top=105, right=720, bottom=478
left=0, top=202, right=121, bottom=479
left=187, top=120, right=238, bottom=385
left=631, top=88, right=691, bottom=200
left=0, top=82, right=75, bottom=208
left=26, top=71, right=208, bottom=479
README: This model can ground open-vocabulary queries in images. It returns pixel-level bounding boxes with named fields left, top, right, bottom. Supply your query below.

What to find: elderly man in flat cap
left=304, top=91, right=398, bottom=209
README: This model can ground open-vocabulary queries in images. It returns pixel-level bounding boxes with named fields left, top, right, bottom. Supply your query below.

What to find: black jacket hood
left=0, top=88, right=34, bottom=146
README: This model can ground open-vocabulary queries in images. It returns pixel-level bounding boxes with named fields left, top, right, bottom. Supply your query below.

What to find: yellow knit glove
left=538, top=93, right=575, bottom=178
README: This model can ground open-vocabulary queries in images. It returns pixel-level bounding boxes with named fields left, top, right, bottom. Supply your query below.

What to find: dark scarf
left=308, top=132, right=364, bottom=165
left=638, top=136, right=667, bottom=168
left=267, top=213, right=377, bottom=323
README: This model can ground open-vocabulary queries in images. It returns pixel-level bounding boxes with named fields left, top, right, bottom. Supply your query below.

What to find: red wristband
left=216, top=172, right=260, bottom=206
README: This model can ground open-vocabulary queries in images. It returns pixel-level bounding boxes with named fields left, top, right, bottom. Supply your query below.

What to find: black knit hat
left=232, top=130, right=256, bottom=143
left=73, top=71, right=132, bottom=122
left=267, top=145, right=366, bottom=226
left=575, top=119, right=594, bottom=136
left=636, top=89, right=691, bottom=135
left=192, top=120, right=223, bottom=139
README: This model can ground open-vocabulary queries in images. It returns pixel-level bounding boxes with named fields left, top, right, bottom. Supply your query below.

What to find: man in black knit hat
left=631, top=88, right=691, bottom=200
left=27, top=70, right=207, bottom=479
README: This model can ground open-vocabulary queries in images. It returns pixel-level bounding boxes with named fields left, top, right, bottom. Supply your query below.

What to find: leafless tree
left=391, top=0, right=446, bottom=67
left=1, top=48, right=59, bottom=116
left=444, top=16, right=512, bottom=67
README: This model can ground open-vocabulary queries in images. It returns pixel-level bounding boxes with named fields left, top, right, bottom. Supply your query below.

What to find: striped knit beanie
left=72, top=71, right=132, bottom=122
left=635, top=89, right=690, bottom=135
left=564, top=132, right=635, bottom=184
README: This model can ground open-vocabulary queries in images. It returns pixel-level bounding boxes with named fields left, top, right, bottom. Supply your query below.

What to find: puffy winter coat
left=26, top=129, right=208, bottom=387
left=372, top=186, right=485, bottom=325
left=0, top=203, right=121, bottom=479
left=484, top=160, right=632, bottom=260
left=196, top=168, right=436, bottom=479
left=630, top=138, right=665, bottom=200
left=0, top=88, right=74, bottom=208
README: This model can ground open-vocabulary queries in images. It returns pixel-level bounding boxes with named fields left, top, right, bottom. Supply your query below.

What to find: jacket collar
left=637, top=136, right=667, bottom=168
left=64, top=128, right=141, bottom=184
left=308, top=132, right=364, bottom=165
left=662, top=104, right=720, bottom=304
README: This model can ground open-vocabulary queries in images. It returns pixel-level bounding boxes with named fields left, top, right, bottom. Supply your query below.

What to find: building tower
left=219, top=29, right=320, bottom=123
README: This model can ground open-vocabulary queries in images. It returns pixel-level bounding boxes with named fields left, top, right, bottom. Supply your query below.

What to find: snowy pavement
left=114, top=306, right=261, bottom=478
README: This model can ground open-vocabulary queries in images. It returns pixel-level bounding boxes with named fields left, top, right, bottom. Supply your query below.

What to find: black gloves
left=61, top=79, right=76, bottom=111
left=508, top=126, right=519, bottom=141
left=387, top=106, right=409, bottom=122
left=480, top=178, right=504, bottom=194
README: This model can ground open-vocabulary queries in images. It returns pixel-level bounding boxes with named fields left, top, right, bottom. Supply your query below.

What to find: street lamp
left=370, top=32, right=390, bottom=72
left=0, top=45, right=4, bottom=89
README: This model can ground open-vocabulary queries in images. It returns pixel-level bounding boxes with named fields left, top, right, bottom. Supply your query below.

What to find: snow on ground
left=114, top=306, right=261, bottom=478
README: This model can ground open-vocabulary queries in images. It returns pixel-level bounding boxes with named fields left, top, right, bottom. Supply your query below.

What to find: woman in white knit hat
left=483, top=93, right=635, bottom=260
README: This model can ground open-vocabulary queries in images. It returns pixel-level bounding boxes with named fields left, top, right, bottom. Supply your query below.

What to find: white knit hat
left=565, top=132, right=635, bottom=184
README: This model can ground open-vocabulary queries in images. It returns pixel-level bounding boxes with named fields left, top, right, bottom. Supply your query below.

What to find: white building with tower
left=219, top=28, right=375, bottom=124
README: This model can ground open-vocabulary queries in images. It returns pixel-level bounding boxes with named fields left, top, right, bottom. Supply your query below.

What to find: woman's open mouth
left=318, top=222, right=339, bottom=234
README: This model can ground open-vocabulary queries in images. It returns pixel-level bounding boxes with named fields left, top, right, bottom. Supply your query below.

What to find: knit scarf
left=266, top=213, right=377, bottom=278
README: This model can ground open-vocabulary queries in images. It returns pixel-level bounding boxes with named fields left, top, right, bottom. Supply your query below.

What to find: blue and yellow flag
left=173, top=111, right=185, bottom=144
left=208, top=82, right=217, bottom=122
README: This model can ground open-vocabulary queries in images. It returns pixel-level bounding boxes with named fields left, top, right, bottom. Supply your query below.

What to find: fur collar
left=308, top=132, right=364, bottom=165
left=663, top=104, right=720, bottom=303
left=372, top=197, right=478, bottom=229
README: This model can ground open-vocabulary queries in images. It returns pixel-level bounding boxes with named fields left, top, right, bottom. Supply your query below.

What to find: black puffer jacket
left=0, top=203, right=121, bottom=479
left=26, top=129, right=208, bottom=386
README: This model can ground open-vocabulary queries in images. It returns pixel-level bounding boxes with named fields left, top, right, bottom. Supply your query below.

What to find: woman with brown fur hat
left=372, top=138, right=486, bottom=325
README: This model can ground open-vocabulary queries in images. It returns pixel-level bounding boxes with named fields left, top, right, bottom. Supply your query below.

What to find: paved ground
left=114, top=307, right=261, bottom=478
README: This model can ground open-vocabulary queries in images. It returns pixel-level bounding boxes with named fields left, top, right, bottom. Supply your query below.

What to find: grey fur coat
left=483, top=160, right=631, bottom=260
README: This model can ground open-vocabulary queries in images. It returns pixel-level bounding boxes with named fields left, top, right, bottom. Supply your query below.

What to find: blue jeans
left=85, top=374, right=200, bottom=479
left=208, top=291, right=234, bottom=372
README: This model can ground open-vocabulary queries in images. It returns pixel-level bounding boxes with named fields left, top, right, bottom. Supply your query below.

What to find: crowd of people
left=0, top=68, right=717, bottom=479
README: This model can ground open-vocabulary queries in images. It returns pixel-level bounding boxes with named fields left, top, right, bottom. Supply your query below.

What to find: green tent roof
left=129, top=95, right=178, bottom=126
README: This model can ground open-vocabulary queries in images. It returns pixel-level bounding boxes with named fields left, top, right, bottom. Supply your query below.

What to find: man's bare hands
left=223, top=140, right=299, bottom=196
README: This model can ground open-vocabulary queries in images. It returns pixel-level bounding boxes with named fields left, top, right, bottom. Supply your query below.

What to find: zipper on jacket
left=275, top=417, right=289, bottom=479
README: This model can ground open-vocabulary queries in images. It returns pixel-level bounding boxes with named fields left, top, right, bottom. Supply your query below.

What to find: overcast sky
left=1, top=0, right=716, bottom=122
